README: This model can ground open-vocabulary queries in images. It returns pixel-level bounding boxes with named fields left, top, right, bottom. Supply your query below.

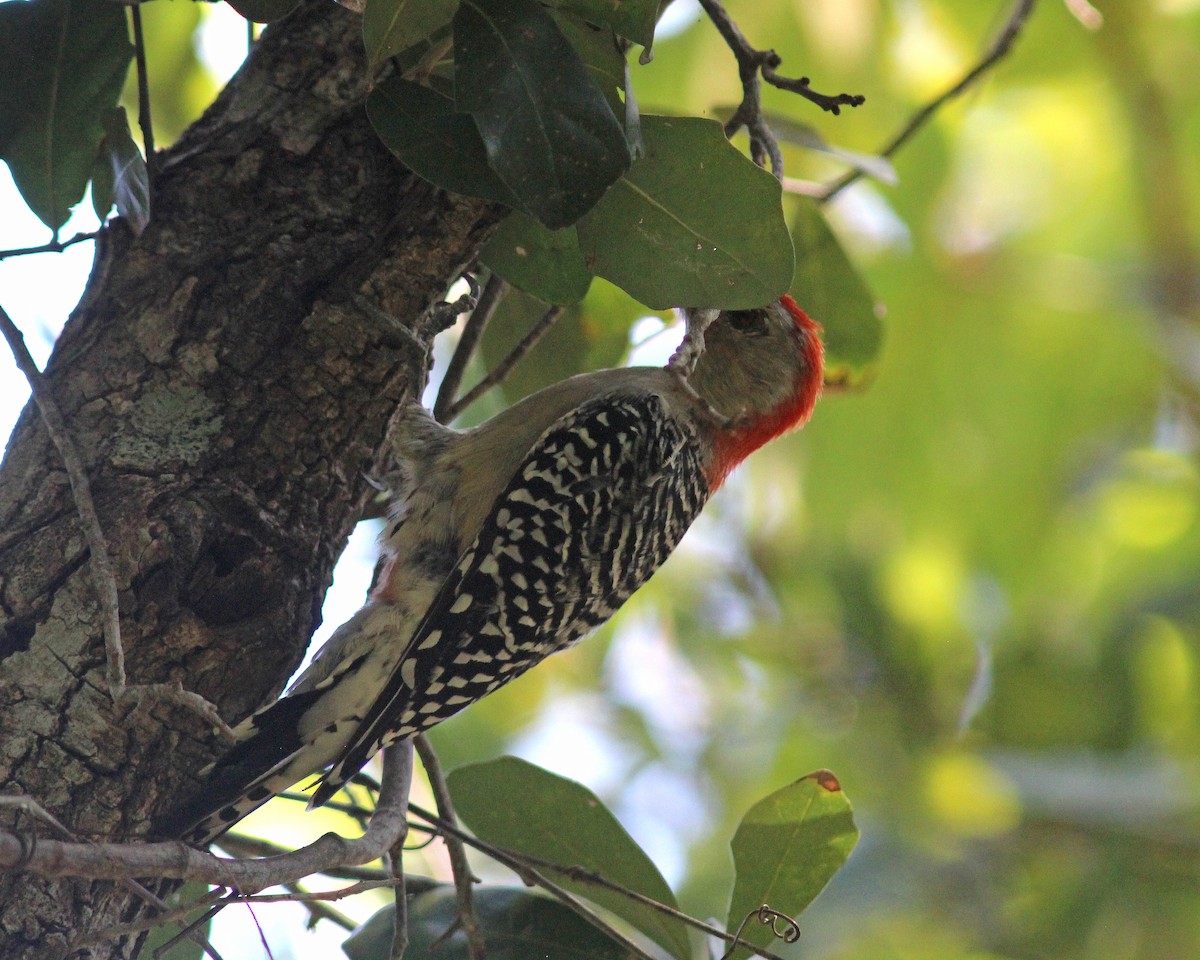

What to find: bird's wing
left=311, top=392, right=709, bottom=805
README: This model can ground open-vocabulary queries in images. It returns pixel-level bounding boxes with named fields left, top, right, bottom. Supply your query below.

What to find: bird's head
left=685, top=295, right=825, bottom=487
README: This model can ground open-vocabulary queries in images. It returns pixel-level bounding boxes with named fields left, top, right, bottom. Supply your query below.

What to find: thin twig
left=407, top=803, right=790, bottom=960
left=0, top=303, right=126, bottom=698
left=433, top=274, right=508, bottom=423
left=216, top=833, right=391, bottom=881
left=0, top=797, right=224, bottom=959
left=385, top=742, right=413, bottom=960
left=0, top=303, right=237, bottom=740
left=129, top=2, right=157, bottom=178
left=414, top=735, right=485, bottom=960
left=0, top=231, right=97, bottom=260
left=284, top=881, right=359, bottom=932
left=443, top=305, right=564, bottom=422
left=696, top=0, right=864, bottom=178
left=820, top=0, right=1038, bottom=202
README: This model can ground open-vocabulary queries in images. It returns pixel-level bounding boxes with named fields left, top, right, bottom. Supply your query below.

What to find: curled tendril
left=719, top=903, right=801, bottom=960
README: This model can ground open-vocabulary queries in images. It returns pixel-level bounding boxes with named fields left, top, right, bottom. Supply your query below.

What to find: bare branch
left=820, top=0, right=1039, bottom=202
left=434, top=274, right=509, bottom=423
left=696, top=0, right=864, bottom=177
left=0, top=303, right=126, bottom=697
left=385, top=742, right=413, bottom=960
left=0, top=744, right=414, bottom=889
left=0, top=231, right=97, bottom=260
left=0, top=302, right=236, bottom=739
left=415, top=735, right=485, bottom=960
left=443, top=304, right=564, bottom=422
left=128, top=1, right=156, bottom=177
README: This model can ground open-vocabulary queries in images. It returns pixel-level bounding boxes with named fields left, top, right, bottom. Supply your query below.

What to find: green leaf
left=224, top=0, right=301, bottom=24
left=344, top=887, right=634, bottom=960
left=576, top=115, right=794, bottom=309
left=94, top=107, right=149, bottom=234
left=362, top=0, right=457, bottom=74
left=549, top=12, right=626, bottom=120
left=480, top=213, right=593, bottom=305
left=542, top=0, right=658, bottom=47
left=0, top=0, right=133, bottom=232
left=366, top=76, right=520, bottom=207
left=454, top=0, right=631, bottom=229
left=725, top=770, right=859, bottom=960
left=448, top=756, right=692, bottom=960
left=790, top=200, right=885, bottom=387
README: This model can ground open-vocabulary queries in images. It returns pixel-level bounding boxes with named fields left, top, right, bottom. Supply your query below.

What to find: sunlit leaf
left=576, top=115, right=794, bottom=309
left=448, top=756, right=692, bottom=960
left=481, top=213, right=593, bottom=305
left=454, top=0, right=631, bottom=229
left=725, top=770, right=858, bottom=960
left=344, top=887, right=632, bottom=960
left=790, top=200, right=884, bottom=387
left=362, top=0, right=457, bottom=74
left=366, top=76, right=520, bottom=207
left=0, top=0, right=132, bottom=232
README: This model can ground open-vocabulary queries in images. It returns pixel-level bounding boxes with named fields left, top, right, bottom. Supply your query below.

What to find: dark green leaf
left=725, top=771, right=859, bottom=960
left=225, top=0, right=300, bottom=24
left=0, top=0, right=133, bottom=232
left=366, top=76, right=520, bottom=207
left=362, top=0, right=457, bottom=74
left=542, top=0, right=657, bottom=47
left=95, top=107, right=149, bottom=234
left=454, top=0, right=631, bottom=229
left=550, top=12, right=626, bottom=119
left=343, top=887, right=632, bottom=960
left=576, top=115, right=794, bottom=309
left=448, top=756, right=691, bottom=960
left=790, top=200, right=884, bottom=387
left=480, top=213, right=593, bottom=305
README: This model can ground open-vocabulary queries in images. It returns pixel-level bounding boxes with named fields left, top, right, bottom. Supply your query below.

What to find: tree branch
left=0, top=231, right=97, bottom=260
left=443, top=304, right=564, bottom=422
left=433, top=274, right=509, bottom=423
left=415, top=735, right=485, bottom=960
left=820, top=0, right=1038, bottom=202
left=128, top=1, right=156, bottom=178
left=0, top=302, right=236, bottom=741
left=0, top=743, right=413, bottom=895
left=696, top=0, right=864, bottom=177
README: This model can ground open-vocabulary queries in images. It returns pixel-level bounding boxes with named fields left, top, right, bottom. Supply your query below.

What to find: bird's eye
left=726, top=310, right=768, bottom=335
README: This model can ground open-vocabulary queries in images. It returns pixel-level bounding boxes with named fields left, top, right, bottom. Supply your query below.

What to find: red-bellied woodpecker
left=161, top=296, right=824, bottom=844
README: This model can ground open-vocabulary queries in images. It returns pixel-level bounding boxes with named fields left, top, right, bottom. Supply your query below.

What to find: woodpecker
left=160, top=296, right=823, bottom=844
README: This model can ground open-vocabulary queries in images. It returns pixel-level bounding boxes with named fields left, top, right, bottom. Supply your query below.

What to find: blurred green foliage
left=431, top=3, right=1200, bottom=958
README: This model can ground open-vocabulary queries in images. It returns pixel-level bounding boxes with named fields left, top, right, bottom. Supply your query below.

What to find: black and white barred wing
left=311, top=392, right=710, bottom=805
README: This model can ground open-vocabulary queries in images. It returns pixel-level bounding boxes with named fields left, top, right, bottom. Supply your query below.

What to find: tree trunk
left=0, top=2, right=498, bottom=955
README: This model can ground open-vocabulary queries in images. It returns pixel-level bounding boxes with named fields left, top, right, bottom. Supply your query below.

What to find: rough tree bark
left=0, top=2, right=499, bottom=955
